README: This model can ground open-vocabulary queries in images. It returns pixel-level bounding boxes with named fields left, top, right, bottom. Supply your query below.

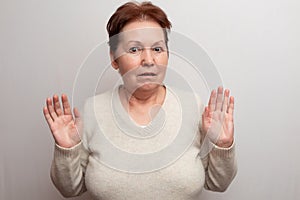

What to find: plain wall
left=1, top=0, right=299, bottom=199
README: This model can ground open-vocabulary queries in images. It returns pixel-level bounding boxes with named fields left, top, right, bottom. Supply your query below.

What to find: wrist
left=55, top=140, right=81, bottom=149
left=216, top=139, right=234, bottom=148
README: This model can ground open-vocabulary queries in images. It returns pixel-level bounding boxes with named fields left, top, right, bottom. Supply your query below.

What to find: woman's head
left=107, top=1, right=172, bottom=53
left=107, top=1, right=172, bottom=92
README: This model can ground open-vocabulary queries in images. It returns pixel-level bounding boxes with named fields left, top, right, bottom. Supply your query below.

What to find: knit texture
left=50, top=86, right=237, bottom=199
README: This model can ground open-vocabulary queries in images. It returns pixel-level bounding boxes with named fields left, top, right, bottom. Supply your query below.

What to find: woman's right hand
left=43, top=94, right=82, bottom=148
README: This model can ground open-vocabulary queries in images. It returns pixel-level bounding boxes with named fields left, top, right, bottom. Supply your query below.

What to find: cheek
left=157, top=54, right=169, bottom=67
left=163, top=57, right=168, bottom=66
left=117, top=56, right=141, bottom=75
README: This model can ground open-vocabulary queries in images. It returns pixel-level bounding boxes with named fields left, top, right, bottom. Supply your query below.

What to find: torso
left=83, top=85, right=204, bottom=200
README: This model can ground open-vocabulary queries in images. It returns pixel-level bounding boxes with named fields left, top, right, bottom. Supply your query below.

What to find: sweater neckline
left=111, top=85, right=168, bottom=139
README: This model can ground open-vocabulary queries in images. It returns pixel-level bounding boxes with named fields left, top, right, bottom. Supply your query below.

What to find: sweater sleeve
left=195, top=96, right=237, bottom=192
left=201, top=141, right=237, bottom=192
left=50, top=141, right=90, bottom=197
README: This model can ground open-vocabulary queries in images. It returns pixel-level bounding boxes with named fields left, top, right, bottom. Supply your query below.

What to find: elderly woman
left=43, top=1, right=237, bottom=200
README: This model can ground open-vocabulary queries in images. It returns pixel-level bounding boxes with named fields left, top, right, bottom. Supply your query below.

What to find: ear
left=110, top=51, right=119, bottom=70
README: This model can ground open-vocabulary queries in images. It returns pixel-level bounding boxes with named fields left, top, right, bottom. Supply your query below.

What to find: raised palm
left=201, top=87, right=234, bottom=148
left=43, top=94, right=82, bottom=148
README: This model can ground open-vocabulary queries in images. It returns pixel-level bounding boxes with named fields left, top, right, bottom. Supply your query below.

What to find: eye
left=152, top=47, right=164, bottom=53
left=128, top=47, right=142, bottom=54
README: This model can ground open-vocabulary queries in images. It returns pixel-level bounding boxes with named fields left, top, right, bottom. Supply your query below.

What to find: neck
left=121, top=85, right=165, bottom=107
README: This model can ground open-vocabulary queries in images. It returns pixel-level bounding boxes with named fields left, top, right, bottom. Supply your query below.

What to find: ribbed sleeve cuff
left=54, top=142, right=83, bottom=158
left=210, top=141, right=236, bottom=159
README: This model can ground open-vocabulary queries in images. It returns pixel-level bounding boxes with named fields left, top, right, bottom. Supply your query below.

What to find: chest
left=85, top=146, right=205, bottom=200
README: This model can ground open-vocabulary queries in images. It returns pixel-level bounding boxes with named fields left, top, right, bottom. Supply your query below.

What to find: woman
left=43, top=1, right=237, bottom=199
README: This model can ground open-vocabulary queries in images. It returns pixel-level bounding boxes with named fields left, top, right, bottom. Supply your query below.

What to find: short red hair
left=106, top=1, right=172, bottom=52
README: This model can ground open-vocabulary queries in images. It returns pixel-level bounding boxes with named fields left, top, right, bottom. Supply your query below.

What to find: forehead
left=118, top=20, right=165, bottom=44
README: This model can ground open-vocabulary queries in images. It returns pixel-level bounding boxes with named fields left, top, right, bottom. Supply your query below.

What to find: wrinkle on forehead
left=118, top=27, right=166, bottom=47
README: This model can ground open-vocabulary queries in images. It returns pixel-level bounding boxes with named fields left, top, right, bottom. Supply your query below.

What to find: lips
left=137, top=72, right=157, bottom=76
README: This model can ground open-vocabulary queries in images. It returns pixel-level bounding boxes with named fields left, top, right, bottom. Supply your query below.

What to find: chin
left=138, top=82, right=162, bottom=91
left=123, top=77, right=164, bottom=93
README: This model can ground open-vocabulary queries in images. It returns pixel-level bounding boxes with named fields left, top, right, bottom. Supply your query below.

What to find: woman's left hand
left=201, top=86, right=235, bottom=148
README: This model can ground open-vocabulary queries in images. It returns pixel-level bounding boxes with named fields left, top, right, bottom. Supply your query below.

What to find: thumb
left=202, top=106, right=209, bottom=118
left=73, top=107, right=81, bottom=123
left=73, top=107, right=83, bottom=139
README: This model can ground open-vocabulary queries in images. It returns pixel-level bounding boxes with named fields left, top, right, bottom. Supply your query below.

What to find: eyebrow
left=126, top=40, right=165, bottom=45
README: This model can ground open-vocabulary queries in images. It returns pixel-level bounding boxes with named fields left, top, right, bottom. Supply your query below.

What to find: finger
left=202, top=106, right=209, bottom=118
left=208, top=90, right=217, bottom=111
left=53, top=94, right=63, bottom=116
left=207, top=106, right=213, bottom=118
left=73, top=107, right=82, bottom=136
left=215, top=86, right=223, bottom=111
left=222, top=89, right=230, bottom=112
left=203, top=106, right=213, bottom=119
left=73, top=107, right=81, bottom=121
left=227, top=96, right=234, bottom=115
left=46, top=97, right=58, bottom=120
left=206, top=106, right=210, bottom=117
left=43, top=106, right=53, bottom=126
left=62, top=94, right=72, bottom=115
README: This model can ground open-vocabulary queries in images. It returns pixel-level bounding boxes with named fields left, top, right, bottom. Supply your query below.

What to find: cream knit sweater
left=50, top=86, right=237, bottom=200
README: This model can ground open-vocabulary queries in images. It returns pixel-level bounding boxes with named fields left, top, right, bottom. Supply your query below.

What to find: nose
left=141, top=48, right=154, bottom=67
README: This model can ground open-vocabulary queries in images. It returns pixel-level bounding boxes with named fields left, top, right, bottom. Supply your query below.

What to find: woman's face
left=111, top=20, right=168, bottom=93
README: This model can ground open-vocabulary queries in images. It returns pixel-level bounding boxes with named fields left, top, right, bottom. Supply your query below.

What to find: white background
left=1, top=0, right=299, bottom=199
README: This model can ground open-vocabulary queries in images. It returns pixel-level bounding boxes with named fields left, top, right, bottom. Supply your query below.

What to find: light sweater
left=50, top=86, right=237, bottom=200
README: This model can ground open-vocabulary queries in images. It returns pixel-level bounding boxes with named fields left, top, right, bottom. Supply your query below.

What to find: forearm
left=50, top=142, right=89, bottom=197
left=202, top=143, right=237, bottom=192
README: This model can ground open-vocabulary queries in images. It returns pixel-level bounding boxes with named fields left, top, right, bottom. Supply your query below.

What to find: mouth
left=137, top=72, right=157, bottom=77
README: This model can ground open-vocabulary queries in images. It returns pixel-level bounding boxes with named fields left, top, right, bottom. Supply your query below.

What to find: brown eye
left=153, top=47, right=163, bottom=53
left=129, top=47, right=142, bottom=54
